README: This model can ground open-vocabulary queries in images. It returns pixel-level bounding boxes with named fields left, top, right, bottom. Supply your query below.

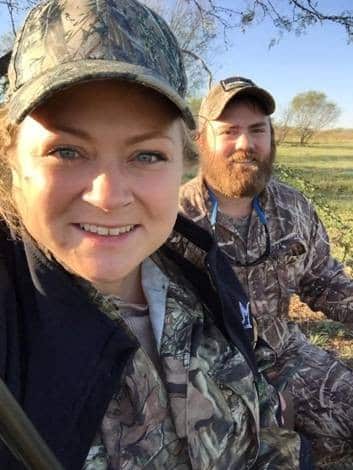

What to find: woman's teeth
left=80, top=224, right=135, bottom=236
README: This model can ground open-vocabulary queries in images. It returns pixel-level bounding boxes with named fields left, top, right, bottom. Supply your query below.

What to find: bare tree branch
left=4, top=0, right=16, bottom=36
left=143, top=0, right=217, bottom=94
left=181, top=48, right=213, bottom=89
left=187, top=0, right=353, bottom=43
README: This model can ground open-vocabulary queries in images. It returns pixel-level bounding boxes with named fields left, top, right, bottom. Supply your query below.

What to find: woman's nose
left=82, top=166, right=134, bottom=211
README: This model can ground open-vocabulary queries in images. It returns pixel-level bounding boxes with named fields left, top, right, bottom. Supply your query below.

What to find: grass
left=274, top=136, right=353, bottom=365
left=275, top=141, right=353, bottom=268
left=275, top=138, right=353, bottom=366
left=277, top=142, right=353, bottom=212
left=289, top=297, right=353, bottom=368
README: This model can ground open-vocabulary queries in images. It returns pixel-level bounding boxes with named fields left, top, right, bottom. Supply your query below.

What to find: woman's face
left=13, top=80, right=184, bottom=295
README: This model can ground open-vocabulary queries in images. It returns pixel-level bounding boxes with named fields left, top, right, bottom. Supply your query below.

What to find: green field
left=275, top=140, right=353, bottom=268
left=273, top=137, right=353, bottom=365
left=277, top=142, right=353, bottom=212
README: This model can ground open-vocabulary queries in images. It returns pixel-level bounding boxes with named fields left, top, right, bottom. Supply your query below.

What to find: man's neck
left=210, top=186, right=253, bottom=219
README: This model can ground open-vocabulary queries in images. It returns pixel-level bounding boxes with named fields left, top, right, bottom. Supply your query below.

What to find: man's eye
left=49, top=147, right=80, bottom=160
left=135, top=152, right=165, bottom=163
left=219, top=129, right=237, bottom=137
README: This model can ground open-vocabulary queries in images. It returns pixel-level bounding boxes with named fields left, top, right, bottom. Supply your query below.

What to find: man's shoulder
left=266, top=178, right=314, bottom=210
left=179, top=175, right=208, bottom=221
left=179, top=176, right=202, bottom=202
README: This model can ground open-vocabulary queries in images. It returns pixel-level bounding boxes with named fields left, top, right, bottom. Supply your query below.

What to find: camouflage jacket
left=0, top=218, right=309, bottom=469
left=84, top=216, right=309, bottom=469
left=179, top=175, right=353, bottom=356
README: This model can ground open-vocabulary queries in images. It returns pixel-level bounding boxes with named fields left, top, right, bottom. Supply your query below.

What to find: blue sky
left=209, top=1, right=353, bottom=128
left=0, top=1, right=352, bottom=128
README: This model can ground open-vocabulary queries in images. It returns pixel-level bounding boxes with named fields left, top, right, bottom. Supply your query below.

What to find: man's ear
left=193, top=129, right=201, bottom=142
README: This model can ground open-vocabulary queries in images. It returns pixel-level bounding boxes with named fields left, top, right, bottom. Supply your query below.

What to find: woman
left=0, top=0, right=310, bottom=469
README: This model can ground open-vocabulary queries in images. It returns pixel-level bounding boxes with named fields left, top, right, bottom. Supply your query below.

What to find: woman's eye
left=49, top=147, right=80, bottom=160
left=135, top=152, right=165, bottom=164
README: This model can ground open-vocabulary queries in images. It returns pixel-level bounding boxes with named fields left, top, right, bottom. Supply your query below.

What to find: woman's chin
left=76, top=264, right=141, bottom=296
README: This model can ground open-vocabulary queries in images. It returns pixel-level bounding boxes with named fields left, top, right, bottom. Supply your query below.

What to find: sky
left=208, top=1, right=353, bottom=128
left=0, top=0, right=352, bottom=128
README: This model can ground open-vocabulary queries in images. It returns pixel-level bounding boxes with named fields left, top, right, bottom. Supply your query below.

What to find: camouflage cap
left=6, top=0, right=195, bottom=129
left=199, top=76, right=275, bottom=122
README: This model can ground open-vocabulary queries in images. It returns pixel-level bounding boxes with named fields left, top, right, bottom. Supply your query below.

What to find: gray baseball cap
left=199, top=76, right=275, bottom=122
left=6, top=0, right=195, bottom=129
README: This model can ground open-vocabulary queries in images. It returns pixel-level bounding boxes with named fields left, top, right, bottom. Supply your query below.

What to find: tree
left=142, top=0, right=216, bottom=94
left=289, top=91, right=341, bottom=145
left=273, top=106, right=294, bottom=145
left=187, top=1, right=353, bottom=44
left=0, top=0, right=38, bottom=36
left=0, top=34, right=12, bottom=100
left=1, top=1, right=353, bottom=43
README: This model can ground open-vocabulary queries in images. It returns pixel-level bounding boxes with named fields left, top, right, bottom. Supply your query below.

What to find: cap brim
left=209, top=85, right=275, bottom=120
left=8, top=60, right=196, bottom=129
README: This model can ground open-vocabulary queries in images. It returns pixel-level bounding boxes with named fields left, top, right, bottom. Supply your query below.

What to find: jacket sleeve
left=297, top=205, right=353, bottom=322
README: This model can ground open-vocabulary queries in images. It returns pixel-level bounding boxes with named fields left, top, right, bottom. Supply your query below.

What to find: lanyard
left=206, top=185, right=271, bottom=267
left=207, top=186, right=267, bottom=229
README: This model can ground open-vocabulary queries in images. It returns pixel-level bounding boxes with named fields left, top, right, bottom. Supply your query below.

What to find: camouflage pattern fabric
left=84, top=248, right=304, bottom=469
left=178, top=175, right=353, bottom=468
left=7, top=0, right=194, bottom=128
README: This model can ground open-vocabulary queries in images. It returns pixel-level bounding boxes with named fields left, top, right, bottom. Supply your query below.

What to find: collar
left=205, top=182, right=267, bottom=230
left=16, top=234, right=137, bottom=469
left=141, top=258, right=169, bottom=351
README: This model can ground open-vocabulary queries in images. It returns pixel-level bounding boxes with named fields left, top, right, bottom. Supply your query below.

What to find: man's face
left=199, top=100, right=275, bottom=198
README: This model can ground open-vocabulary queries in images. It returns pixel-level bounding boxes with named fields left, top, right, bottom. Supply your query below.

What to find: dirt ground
left=289, top=296, right=353, bottom=369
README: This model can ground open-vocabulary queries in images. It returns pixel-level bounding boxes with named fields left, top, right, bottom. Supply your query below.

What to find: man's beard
left=199, top=143, right=276, bottom=198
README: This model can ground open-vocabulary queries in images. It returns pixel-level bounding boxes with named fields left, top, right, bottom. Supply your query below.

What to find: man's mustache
left=227, top=151, right=259, bottom=163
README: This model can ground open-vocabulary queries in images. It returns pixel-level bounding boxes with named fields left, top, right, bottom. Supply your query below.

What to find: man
left=179, top=76, right=353, bottom=468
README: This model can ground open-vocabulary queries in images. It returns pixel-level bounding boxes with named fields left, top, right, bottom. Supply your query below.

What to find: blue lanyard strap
left=207, top=186, right=266, bottom=227
left=206, top=186, right=271, bottom=267
left=207, top=186, right=219, bottom=229
left=252, top=195, right=267, bottom=225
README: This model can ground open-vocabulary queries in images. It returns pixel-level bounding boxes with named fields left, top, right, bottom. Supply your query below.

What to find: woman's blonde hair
left=0, top=105, right=21, bottom=232
left=180, top=118, right=198, bottom=162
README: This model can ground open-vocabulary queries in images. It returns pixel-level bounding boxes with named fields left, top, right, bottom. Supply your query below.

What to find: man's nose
left=82, top=165, right=134, bottom=211
left=234, top=132, right=252, bottom=151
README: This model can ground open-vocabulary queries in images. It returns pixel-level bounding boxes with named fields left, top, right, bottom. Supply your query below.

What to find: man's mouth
left=79, top=223, right=136, bottom=236
left=229, top=153, right=258, bottom=165
left=228, top=158, right=258, bottom=166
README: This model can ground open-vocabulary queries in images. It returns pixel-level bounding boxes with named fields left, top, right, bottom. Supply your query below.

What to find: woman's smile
left=79, top=223, right=136, bottom=236
left=74, top=222, right=140, bottom=248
